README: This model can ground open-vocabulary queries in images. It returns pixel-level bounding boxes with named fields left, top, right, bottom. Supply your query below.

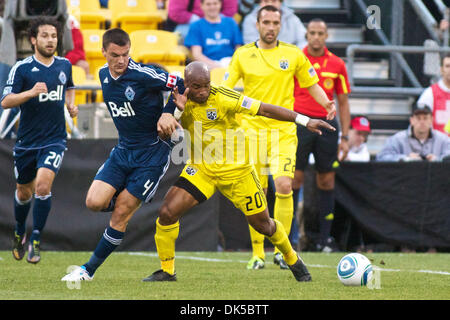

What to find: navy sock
left=30, top=194, right=52, bottom=243
left=84, top=226, right=124, bottom=276
left=14, top=191, right=32, bottom=236
left=289, top=188, right=301, bottom=244
left=318, top=189, right=335, bottom=244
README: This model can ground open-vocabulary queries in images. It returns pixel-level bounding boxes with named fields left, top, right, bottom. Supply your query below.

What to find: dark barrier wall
left=0, top=140, right=219, bottom=251
left=1, top=140, right=449, bottom=251
left=334, top=162, right=450, bottom=249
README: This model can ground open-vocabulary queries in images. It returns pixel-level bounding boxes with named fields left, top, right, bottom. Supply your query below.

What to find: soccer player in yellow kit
left=223, top=5, right=336, bottom=269
left=142, top=61, right=335, bottom=282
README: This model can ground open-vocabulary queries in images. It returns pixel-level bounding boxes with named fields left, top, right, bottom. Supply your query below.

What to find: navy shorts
left=94, top=140, right=171, bottom=203
left=13, top=144, right=66, bottom=184
left=295, top=118, right=339, bottom=173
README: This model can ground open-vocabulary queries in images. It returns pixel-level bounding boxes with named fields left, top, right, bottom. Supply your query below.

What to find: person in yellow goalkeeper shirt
left=223, top=5, right=336, bottom=269
left=142, top=61, right=335, bottom=282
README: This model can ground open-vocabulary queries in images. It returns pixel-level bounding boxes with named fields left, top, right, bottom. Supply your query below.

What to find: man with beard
left=224, top=5, right=335, bottom=270
left=1, top=17, right=78, bottom=264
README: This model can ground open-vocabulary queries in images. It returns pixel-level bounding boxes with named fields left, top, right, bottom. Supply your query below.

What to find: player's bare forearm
left=307, top=83, right=336, bottom=119
left=337, top=93, right=351, bottom=136
left=1, top=91, right=34, bottom=109
left=65, top=89, right=75, bottom=106
left=256, top=102, right=335, bottom=134
left=257, top=102, right=296, bottom=122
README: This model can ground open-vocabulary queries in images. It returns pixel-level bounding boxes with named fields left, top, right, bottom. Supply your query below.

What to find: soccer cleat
left=12, top=232, right=26, bottom=261
left=26, top=240, right=41, bottom=264
left=273, top=252, right=289, bottom=270
left=61, top=265, right=94, bottom=281
left=142, top=269, right=177, bottom=282
left=246, top=256, right=265, bottom=270
left=288, top=256, right=312, bottom=282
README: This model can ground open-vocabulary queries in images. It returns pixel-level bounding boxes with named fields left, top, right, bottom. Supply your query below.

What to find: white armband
left=174, top=108, right=184, bottom=120
left=295, top=114, right=310, bottom=127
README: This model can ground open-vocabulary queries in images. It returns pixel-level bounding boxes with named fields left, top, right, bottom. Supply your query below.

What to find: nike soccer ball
left=337, top=253, right=373, bottom=286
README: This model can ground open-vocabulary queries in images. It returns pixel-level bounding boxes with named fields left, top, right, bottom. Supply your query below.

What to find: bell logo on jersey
left=108, top=101, right=136, bottom=118
left=39, top=85, right=64, bottom=102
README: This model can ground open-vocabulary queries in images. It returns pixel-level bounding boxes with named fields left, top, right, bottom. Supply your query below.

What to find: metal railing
left=346, top=44, right=450, bottom=96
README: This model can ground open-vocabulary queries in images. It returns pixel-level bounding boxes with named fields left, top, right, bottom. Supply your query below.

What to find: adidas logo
left=103, top=77, right=109, bottom=84
left=31, top=67, right=40, bottom=72
left=250, top=53, right=257, bottom=58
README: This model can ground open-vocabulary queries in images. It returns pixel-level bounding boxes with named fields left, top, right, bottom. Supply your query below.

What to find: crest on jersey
left=323, top=78, right=334, bottom=90
left=58, top=71, right=67, bottom=84
left=206, top=108, right=218, bottom=120
left=185, top=166, right=197, bottom=176
left=279, top=59, right=289, bottom=70
left=125, top=86, right=135, bottom=101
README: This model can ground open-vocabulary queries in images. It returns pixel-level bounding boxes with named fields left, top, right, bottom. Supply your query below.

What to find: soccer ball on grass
left=337, top=253, right=373, bottom=286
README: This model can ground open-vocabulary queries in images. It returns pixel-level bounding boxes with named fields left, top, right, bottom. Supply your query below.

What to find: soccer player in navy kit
left=62, top=28, right=184, bottom=281
left=1, top=18, right=78, bottom=264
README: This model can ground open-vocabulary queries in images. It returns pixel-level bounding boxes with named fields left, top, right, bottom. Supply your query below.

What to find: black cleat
left=288, top=256, right=312, bottom=282
left=12, top=232, right=26, bottom=261
left=142, top=269, right=177, bottom=282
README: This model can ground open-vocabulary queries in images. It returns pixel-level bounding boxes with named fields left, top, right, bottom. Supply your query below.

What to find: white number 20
left=44, top=151, right=62, bottom=169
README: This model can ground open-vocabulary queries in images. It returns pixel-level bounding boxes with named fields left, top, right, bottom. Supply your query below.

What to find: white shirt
left=417, top=79, right=450, bottom=110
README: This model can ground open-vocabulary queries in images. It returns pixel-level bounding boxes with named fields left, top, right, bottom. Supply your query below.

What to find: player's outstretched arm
left=257, top=102, right=336, bottom=135
left=306, top=83, right=336, bottom=120
left=1, top=82, right=47, bottom=109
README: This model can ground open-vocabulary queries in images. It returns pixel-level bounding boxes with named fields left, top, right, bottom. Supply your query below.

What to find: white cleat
left=61, top=265, right=94, bottom=281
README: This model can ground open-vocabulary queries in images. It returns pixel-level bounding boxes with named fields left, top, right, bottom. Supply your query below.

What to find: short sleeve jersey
left=99, top=58, right=184, bottom=149
left=1, top=55, right=75, bottom=149
left=294, top=46, right=351, bottom=118
left=223, top=41, right=318, bottom=134
left=180, top=85, right=261, bottom=178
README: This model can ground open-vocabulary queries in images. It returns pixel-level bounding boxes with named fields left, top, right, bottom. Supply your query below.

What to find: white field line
left=125, top=252, right=450, bottom=276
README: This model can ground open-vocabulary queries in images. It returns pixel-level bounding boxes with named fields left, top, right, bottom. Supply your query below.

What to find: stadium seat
left=210, top=68, right=244, bottom=90
left=66, top=0, right=108, bottom=30
left=166, top=65, right=185, bottom=78
left=129, top=30, right=186, bottom=66
left=72, top=65, right=102, bottom=105
left=109, top=0, right=164, bottom=33
left=81, top=29, right=107, bottom=76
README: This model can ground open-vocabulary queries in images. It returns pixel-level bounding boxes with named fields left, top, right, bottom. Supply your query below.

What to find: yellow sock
left=154, top=218, right=179, bottom=275
left=273, top=191, right=293, bottom=255
left=248, top=224, right=265, bottom=260
left=267, top=219, right=298, bottom=266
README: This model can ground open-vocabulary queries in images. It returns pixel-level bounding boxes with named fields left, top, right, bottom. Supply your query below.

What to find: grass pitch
left=0, top=251, right=449, bottom=300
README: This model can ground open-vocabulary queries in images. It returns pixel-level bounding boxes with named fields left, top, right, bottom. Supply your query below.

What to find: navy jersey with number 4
left=99, top=58, right=183, bottom=149
left=1, top=55, right=74, bottom=150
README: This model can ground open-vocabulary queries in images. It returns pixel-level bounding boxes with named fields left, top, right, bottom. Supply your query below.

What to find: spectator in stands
left=65, top=15, right=93, bottom=79
left=166, top=0, right=238, bottom=40
left=99, top=0, right=108, bottom=8
left=238, top=0, right=257, bottom=18
left=417, top=53, right=450, bottom=136
left=241, top=0, right=306, bottom=48
left=343, top=116, right=371, bottom=162
left=376, top=105, right=450, bottom=162
left=184, top=0, right=243, bottom=70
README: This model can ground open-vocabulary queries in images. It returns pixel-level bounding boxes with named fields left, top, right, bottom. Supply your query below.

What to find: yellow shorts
left=247, top=129, right=297, bottom=189
left=177, top=164, right=267, bottom=216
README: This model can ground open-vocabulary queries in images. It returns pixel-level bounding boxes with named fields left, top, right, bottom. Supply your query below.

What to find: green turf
left=0, top=251, right=449, bottom=300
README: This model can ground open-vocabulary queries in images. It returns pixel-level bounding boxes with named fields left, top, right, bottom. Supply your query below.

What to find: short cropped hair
left=257, top=5, right=281, bottom=22
left=102, top=28, right=130, bottom=50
